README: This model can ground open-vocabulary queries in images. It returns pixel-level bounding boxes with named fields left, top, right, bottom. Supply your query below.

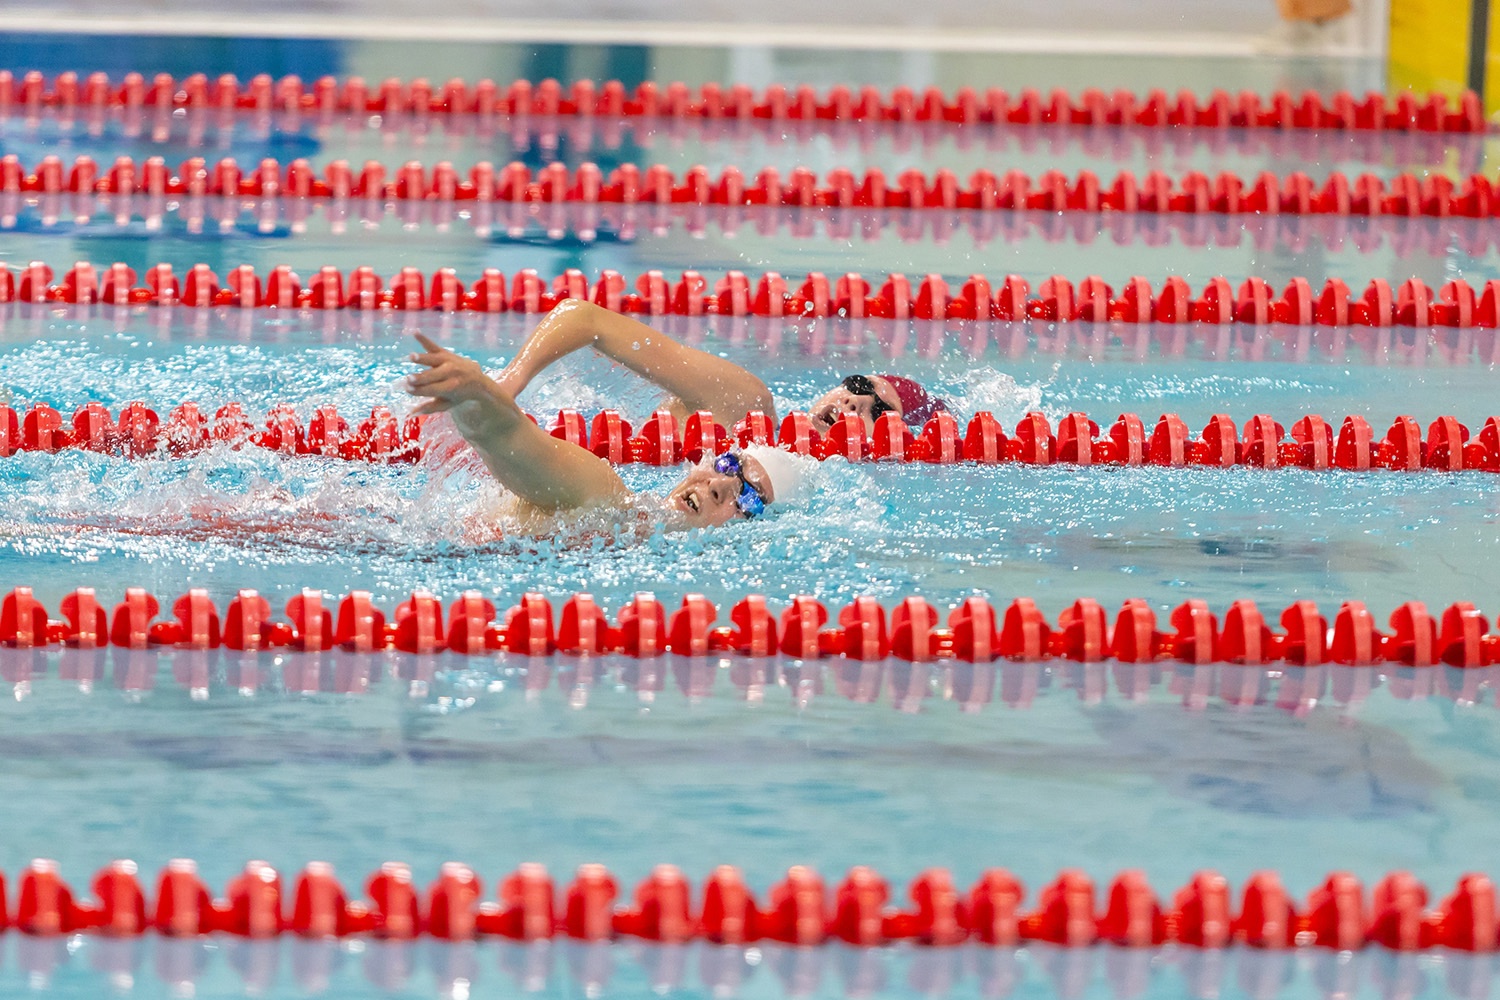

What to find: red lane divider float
left=1, top=858, right=1497, bottom=950
left=2, top=587, right=1497, bottom=667
left=6, top=398, right=1500, bottom=475
left=0, top=71, right=1482, bottom=132
left=0, top=399, right=428, bottom=463
left=4, top=155, right=1499, bottom=219
left=5, top=262, right=1499, bottom=331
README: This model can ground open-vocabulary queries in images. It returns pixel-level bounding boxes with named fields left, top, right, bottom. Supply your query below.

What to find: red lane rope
left=1, top=858, right=1495, bottom=950
left=0, top=71, right=1483, bottom=133
left=3, top=155, right=1496, bottom=219
left=8, top=400, right=1500, bottom=475
left=2, top=586, right=1495, bottom=667
left=3, top=262, right=1496, bottom=331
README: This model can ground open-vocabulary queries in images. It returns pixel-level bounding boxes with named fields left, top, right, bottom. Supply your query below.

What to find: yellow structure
left=1388, top=0, right=1481, bottom=105
left=1491, top=3, right=1500, bottom=112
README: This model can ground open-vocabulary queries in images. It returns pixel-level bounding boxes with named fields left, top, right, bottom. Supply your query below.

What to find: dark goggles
left=842, top=375, right=899, bottom=423
left=714, top=451, right=766, bottom=519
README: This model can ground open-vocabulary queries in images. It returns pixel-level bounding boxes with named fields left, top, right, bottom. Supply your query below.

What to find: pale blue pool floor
left=10, top=936, right=1500, bottom=999
left=0, top=659, right=1493, bottom=931
left=20, top=936, right=1500, bottom=1000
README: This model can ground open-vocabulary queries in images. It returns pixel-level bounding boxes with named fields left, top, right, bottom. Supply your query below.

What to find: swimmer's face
left=667, top=453, right=774, bottom=528
left=809, top=375, right=903, bottom=436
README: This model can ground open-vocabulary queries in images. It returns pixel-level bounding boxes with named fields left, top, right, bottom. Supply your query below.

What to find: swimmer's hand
left=406, top=333, right=629, bottom=514
left=407, top=334, right=514, bottom=417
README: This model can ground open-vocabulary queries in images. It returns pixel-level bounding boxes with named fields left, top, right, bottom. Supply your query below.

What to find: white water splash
left=947, top=365, right=1054, bottom=424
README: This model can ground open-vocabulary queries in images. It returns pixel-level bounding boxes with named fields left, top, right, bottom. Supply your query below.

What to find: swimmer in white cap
left=406, top=299, right=948, bottom=529
left=406, top=332, right=806, bottom=530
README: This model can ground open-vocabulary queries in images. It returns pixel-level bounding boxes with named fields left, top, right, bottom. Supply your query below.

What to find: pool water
left=0, top=30, right=1498, bottom=1000
left=1, top=310, right=1498, bottom=617
left=0, top=666, right=1498, bottom=999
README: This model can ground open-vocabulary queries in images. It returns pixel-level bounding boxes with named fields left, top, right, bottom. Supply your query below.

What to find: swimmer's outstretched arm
left=496, top=300, right=777, bottom=424
left=407, top=334, right=629, bottom=513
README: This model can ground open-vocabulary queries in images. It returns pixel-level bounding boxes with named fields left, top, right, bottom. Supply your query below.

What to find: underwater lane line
left=0, top=72, right=1480, bottom=133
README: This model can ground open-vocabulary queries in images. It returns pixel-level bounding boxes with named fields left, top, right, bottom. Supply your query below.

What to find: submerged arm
left=497, top=299, right=778, bottom=424
left=407, top=334, right=628, bottom=512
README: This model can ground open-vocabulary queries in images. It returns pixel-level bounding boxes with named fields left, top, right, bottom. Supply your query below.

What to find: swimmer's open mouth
left=813, top=405, right=837, bottom=429
left=680, top=490, right=701, bottom=513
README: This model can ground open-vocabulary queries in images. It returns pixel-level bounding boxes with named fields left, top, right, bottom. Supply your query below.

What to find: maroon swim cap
left=879, top=375, right=948, bottom=427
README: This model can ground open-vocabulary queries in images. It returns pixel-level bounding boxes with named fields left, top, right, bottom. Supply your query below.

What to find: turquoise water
left=1, top=651, right=1500, bottom=977
left=0, top=33, right=1498, bottom=1000
left=0, top=110, right=1480, bottom=177
left=11, top=936, right=1500, bottom=998
left=0, top=311, right=1497, bottom=615
left=2, top=207, right=1492, bottom=288
left=0, top=654, right=1495, bottom=1000
left=0, top=305, right=1495, bottom=1000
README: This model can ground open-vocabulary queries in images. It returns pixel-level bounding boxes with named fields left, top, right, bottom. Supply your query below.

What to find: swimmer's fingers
left=409, top=398, right=455, bottom=416
left=406, top=364, right=458, bottom=388
left=409, top=333, right=459, bottom=368
left=408, top=349, right=449, bottom=369
left=406, top=375, right=464, bottom=398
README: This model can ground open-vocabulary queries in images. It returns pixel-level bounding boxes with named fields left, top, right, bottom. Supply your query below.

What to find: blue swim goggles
left=715, top=451, right=767, bottom=520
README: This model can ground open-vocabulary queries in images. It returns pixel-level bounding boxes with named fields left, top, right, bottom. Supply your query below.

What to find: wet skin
left=665, top=454, right=775, bottom=528
left=807, top=375, right=904, bottom=436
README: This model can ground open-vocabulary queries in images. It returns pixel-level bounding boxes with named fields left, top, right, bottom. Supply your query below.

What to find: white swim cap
left=740, top=444, right=809, bottom=506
